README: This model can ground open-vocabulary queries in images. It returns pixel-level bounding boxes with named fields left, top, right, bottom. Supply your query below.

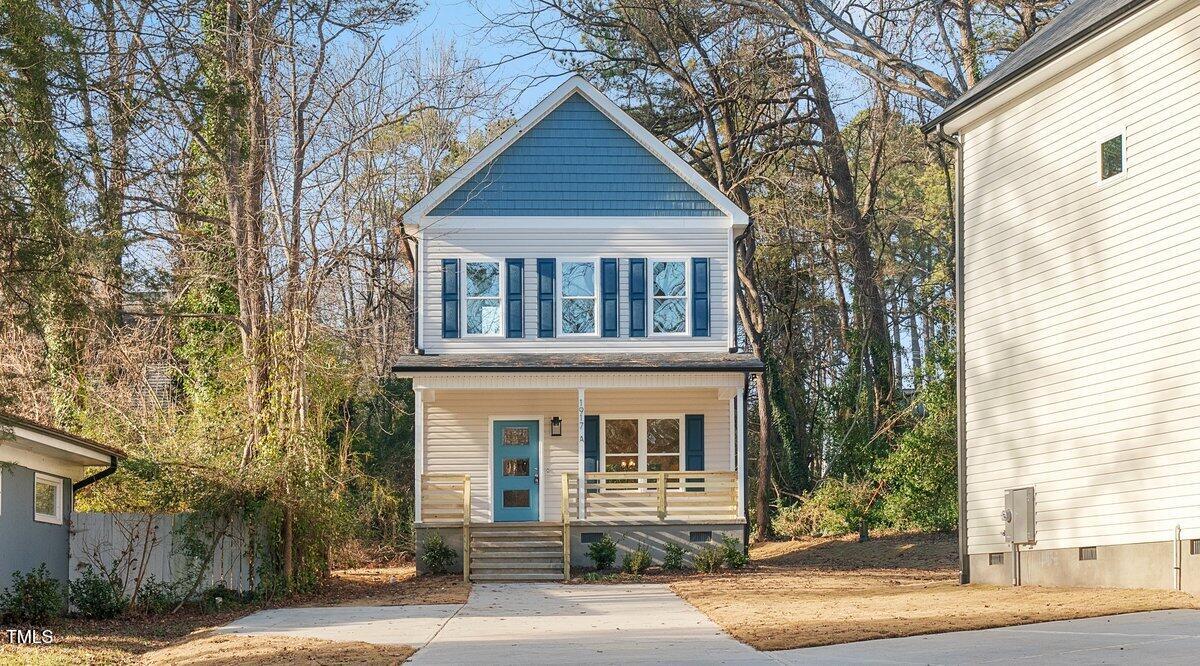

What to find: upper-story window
left=559, top=260, right=597, bottom=335
left=1100, top=134, right=1124, bottom=180
left=651, top=260, right=687, bottom=334
left=465, top=261, right=501, bottom=336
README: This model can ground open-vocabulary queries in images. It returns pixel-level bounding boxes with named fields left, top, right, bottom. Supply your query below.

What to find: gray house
left=0, top=412, right=123, bottom=585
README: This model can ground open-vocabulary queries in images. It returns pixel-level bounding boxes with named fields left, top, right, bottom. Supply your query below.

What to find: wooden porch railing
left=568, top=471, right=738, bottom=522
left=418, top=473, right=471, bottom=581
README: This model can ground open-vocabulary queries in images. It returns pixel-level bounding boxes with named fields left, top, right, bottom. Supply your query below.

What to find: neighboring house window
left=559, top=260, right=597, bottom=335
left=651, top=260, right=687, bottom=334
left=602, top=416, right=683, bottom=473
left=464, top=261, right=501, bottom=336
left=1100, top=135, right=1123, bottom=180
left=33, top=473, right=63, bottom=525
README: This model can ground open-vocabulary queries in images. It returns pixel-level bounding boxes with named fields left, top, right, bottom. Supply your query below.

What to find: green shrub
left=662, top=543, right=686, bottom=571
left=720, top=536, right=748, bottom=569
left=771, top=479, right=878, bottom=539
left=693, top=546, right=724, bottom=573
left=587, top=535, right=618, bottom=570
left=136, top=576, right=184, bottom=614
left=621, top=545, right=652, bottom=575
left=420, top=533, right=457, bottom=574
left=69, top=566, right=128, bottom=619
left=0, top=564, right=66, bottom=623
left=198, top=584, right=244, bottom=613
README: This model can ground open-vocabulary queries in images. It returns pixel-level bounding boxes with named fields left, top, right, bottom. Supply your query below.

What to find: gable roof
left=924, top=0, right=1157, bottom=134
left=0, top=410, right=126, bottom=461
left=407, top=76, right=749, bottom=224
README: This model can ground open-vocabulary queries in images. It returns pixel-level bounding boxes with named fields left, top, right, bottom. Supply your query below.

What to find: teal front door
left=492, top=420, right=540, bottom=522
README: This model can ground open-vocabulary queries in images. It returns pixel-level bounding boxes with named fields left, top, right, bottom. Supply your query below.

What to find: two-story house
left=393, top=77, right=762, bottom=581
left=926, top=0, right=1200, bottom=593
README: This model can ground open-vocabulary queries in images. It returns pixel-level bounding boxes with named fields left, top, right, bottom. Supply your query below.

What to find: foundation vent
left=689, top=531, right=713, bottom=543
left=1191, top=539, right=1200, bottom=556
left=580, top=532, right=604, bottom=544
left=989, top=553, right=1004, bottom=566
left=1079, top=546, right=1098, bottom=561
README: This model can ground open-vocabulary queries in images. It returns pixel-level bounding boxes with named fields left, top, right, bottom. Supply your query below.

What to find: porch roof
left=392, top=351, right=763, bottom=373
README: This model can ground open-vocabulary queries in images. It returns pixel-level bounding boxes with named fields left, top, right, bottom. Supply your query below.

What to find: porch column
left=577, top=387, right=586, bottom=519
left=735, top=388, right=746, bottom=518
left=414, top=388, right=425, bottom=522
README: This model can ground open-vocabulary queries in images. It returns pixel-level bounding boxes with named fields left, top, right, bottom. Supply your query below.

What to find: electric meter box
left=1003, top=487, right=1036, bottom=545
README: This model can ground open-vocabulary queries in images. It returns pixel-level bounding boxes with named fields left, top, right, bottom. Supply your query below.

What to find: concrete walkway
left=776, top=610, right=1200, bottom=665
left=219, top=586, right=1200, bottom=664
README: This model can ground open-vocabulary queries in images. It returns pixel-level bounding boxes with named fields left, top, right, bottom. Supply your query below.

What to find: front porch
left=408, top=370, right=751, bottom=581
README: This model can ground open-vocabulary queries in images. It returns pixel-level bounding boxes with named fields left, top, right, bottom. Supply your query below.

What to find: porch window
left=559, top=260, right=597, bottom=334
left=464, top=261, right=501, bottom=335
left=651, top=260, right=687, bottom=334
left=601, top=416, right=683, bottom=473
left=646, top=418, right=681, bottom=471
left=33, top=473, right=63, bottom=525
left=603, top=418, right=638, bottom=472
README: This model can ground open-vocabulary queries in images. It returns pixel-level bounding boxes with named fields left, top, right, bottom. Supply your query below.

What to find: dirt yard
left=672, top=532, right=1199, bottom=650
left=0, top=565, right=463, bottom=665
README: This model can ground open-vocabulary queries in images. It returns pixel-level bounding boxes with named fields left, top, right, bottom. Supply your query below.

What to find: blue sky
left=409, top=0, right=568, bottom=113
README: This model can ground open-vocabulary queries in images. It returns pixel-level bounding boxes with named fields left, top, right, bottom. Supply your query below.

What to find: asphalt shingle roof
left=925, top=0, right=1157, bottom=132
left=392, top=352, right=763, bottom=373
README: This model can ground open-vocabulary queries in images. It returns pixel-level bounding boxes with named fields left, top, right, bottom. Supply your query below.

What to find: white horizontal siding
left=420, top=387, right=734, bottom=523
left=420, top=225, right=730, bottom=353
left=962, top=3, right=1200, bottom=554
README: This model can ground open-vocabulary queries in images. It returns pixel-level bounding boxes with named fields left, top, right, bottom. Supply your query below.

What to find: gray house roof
left=0, top=410, right=126, bottom=459
left=924, top=0, right=1157, bottom=133
left=392, top=352, right=763, bottom=373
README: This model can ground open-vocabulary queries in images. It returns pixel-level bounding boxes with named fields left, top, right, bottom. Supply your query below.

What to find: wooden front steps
left=467, top=523, right=566, bottom=582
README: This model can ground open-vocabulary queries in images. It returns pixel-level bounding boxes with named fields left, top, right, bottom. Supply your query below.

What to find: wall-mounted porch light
left=550, top=416, right=562, bottom=437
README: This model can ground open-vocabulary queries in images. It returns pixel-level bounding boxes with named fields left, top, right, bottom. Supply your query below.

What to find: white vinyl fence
left=69, top=513, right=255, bottom=595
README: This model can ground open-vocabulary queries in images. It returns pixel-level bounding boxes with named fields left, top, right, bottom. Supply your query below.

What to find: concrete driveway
left=219, top=585, right=1200, bottom=664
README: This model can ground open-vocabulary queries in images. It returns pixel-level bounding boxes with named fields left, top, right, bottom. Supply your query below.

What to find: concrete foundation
left=413, top=521, right=746, bottom=574
left=970, top=538, right=1200, bottom=595
left=569, top=522, right=744, bottom=569
left=413, top=525, right=466, bottom=574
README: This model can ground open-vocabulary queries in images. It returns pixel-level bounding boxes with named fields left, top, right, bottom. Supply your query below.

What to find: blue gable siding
left=429, top=94, right=722, bottom=217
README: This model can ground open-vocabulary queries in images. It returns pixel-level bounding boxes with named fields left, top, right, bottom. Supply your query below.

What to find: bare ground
left=0, top=565, right=464, bottom=665
left=672, top=532, right=1199, bottom=650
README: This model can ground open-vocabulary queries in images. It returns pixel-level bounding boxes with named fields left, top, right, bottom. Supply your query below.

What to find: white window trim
left=33, top=473, right=64, bottom=525
left=648, top=258, right=691, bottom=337
left=557, top=258, right=600, bottom=337
left=600, top=415, right=685, bottom=473
left=462, top=258, right=505, bottom=338
left=1096, top=125, right=1127, bottom=185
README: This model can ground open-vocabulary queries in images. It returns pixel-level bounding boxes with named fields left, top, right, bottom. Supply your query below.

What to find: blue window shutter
left=537, top=258, right=556, bottom=338
left=585, top=415, right=600, bottom=472
left=506, top=258, right=524, bottom=338
left=442, top=259, right=459, bottom=338
left=692, top=258, right=710, bottom=337
left=601, top=258, right=618, bottom=337
left=629, top=258, right=646, bottom=337
left=685, top=414, right=705, bottom=471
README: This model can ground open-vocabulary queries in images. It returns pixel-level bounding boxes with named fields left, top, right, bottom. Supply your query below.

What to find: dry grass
left=304, top=565, right=469, bottom=607
left=0, top=565, right=464, bottom=665
left=672, top=532, right=1199, bottom=650
left=140, top=634, right=415, bottom=665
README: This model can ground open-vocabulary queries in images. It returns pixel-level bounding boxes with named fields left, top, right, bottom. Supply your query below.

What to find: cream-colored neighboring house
left=394, top=77, right=761, bottom=581
left=926, top=0, right=1200, bottom=592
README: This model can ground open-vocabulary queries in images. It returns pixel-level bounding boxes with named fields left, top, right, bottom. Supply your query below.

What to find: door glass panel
left=503, top=489, right=530, bottom=508
left=502, top=427, right=530, bottom=445
left=503, top=459, right=530, bottom=477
